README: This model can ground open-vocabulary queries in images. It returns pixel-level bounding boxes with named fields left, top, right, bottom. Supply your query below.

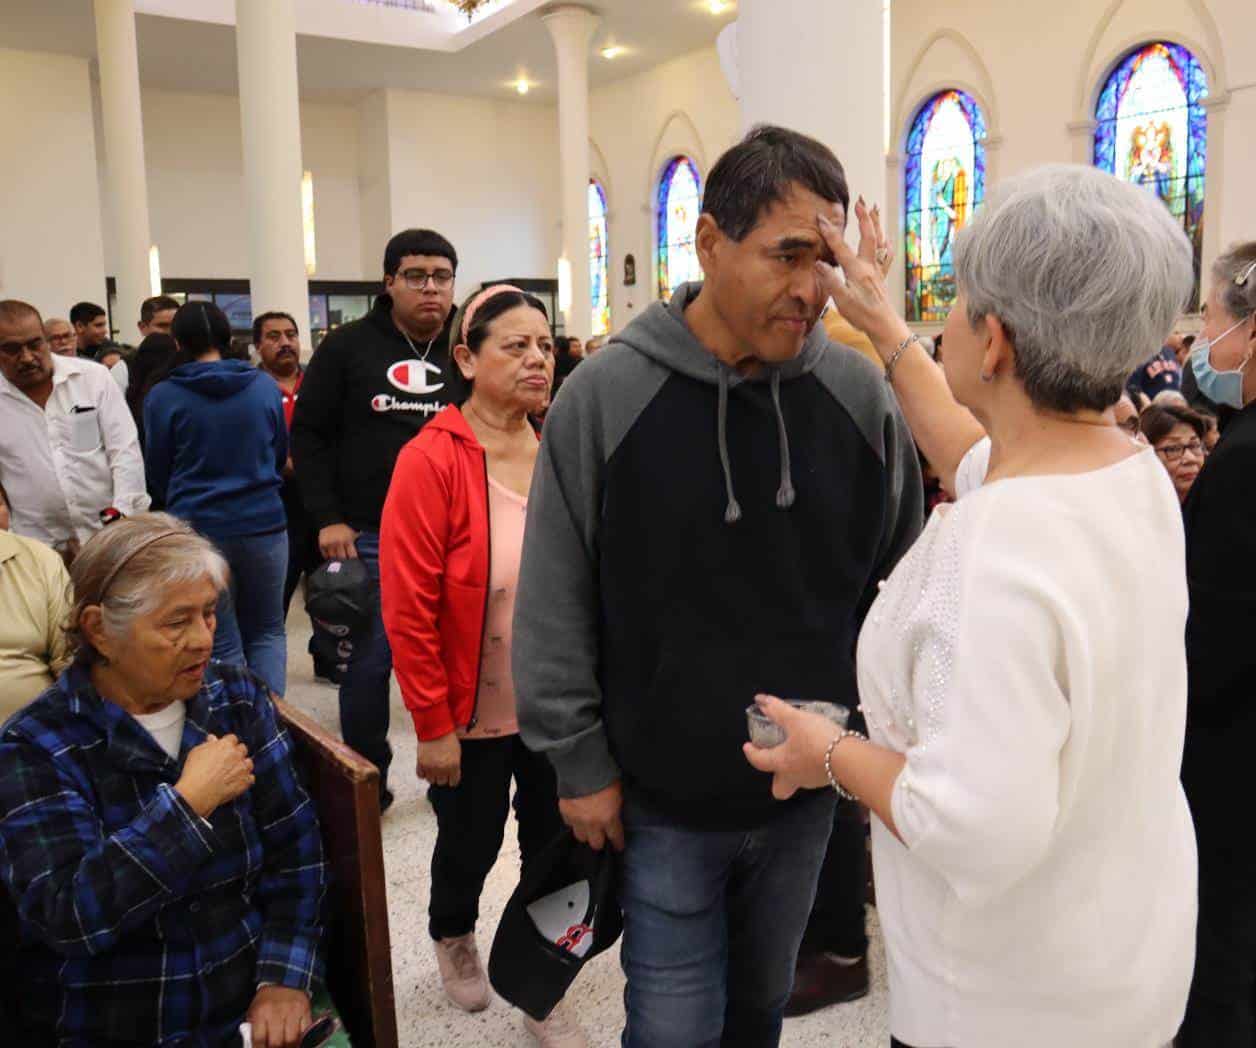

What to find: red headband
left=461, top=284, right=524, bottom=344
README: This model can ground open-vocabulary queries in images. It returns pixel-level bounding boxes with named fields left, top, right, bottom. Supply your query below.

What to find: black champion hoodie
left=513, top=283, right=924, bottom=830
left=292, top=293, right=456, bottom=532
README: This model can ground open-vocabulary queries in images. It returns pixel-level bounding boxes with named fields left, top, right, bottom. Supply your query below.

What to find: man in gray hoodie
left=514, top=126, right=922, bottom=1047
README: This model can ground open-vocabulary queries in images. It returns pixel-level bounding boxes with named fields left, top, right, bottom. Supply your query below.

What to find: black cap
left=304, top=558, right=373, bottom=637
left=488, top=829, right=623, bottom=1021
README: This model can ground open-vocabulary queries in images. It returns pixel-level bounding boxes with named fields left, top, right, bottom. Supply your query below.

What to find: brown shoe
left=785, top=952, right=869, bottom=1018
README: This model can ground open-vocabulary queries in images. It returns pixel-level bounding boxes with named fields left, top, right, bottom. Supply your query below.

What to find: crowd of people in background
left=0, top=123, right=1253, bottom=1048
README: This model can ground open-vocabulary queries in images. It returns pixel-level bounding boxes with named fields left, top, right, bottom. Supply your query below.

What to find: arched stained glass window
left=656, top=157, right=703, bottom=301
left=588, top=179, right=610, bottom=337
left=1094, top=42, right=1208, bottom=306
left=904, top=89, right=987, bottom=323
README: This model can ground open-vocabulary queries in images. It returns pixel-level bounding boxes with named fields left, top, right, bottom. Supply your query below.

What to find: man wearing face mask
left=1177, top=246, right=1256, bottom=1046
left=291, top=229, right=458, bottom=807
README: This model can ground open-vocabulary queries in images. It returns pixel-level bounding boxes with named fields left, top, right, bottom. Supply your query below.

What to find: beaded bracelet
left=824, top=728, right=868, bottom=802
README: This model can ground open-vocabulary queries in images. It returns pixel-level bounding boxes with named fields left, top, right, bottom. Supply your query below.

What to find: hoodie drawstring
left=716, top=368, right=796, bottom=525
left=717, top=368, right=742, bottom=525
left=770, top=370, right=796, bottom=510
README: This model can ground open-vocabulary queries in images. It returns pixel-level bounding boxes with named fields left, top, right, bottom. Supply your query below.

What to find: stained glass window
left=656, top=157, right=703, bottom=301
left=1094, top=42, right=1208, bottom=306
left=589, top=179, right=610, bottom=337
left=904, top=89, right=987, bottom=323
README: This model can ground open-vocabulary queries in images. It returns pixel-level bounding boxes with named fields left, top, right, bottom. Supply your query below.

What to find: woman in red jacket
left=380, top=287, right=584, bottom=1047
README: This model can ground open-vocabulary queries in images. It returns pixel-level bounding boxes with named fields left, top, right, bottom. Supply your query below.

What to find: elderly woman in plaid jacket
left=0, top=514, right=327, bottom=1048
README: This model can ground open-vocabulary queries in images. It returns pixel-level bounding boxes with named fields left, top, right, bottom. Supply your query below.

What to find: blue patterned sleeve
left=0, top=741, right=216, bottom=958
left=241, top=680, right=329, bottom=992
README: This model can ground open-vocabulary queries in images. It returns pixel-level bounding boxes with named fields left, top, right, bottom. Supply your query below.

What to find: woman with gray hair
left=744, top=165, right=1197, bottom=1047
left=1176, top=240, right=1256, bottom=1046
left=0, top=513, right=328, bottom=1047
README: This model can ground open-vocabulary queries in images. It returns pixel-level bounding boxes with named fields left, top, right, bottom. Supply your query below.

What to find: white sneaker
left=523, top=1001, right=589, bottom=1048
left=433, top=933, right=492, bottom=1012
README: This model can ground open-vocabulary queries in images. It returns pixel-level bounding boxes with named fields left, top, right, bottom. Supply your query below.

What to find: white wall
left=890, top=0, right=1256, bottom=325
left=589, top=45, right=740, bottom=334
left=97, top=87, right=364, bottom=286
left=0, top=48, right=107, bottom=320
left=377, top=88, right=562, bottom=294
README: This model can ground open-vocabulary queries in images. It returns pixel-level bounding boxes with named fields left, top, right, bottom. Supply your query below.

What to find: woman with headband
left=0, top=513, right=328, bottom=1047
left=380, top=286, right=584, bottom=1046
left=144, top=301, right=290, bottom=696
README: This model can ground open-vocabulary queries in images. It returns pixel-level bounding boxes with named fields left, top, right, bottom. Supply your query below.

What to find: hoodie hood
left=168, top=359, right=263, bottom=399
left=613, top=282, right=830, bottom=524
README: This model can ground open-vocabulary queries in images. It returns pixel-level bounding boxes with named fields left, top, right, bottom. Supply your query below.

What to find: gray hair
left=68, top=512, right=228, bottom=662
left=954, top=164, right=1194, bottom=413
left=1211, top=242, right=1256, bottom=321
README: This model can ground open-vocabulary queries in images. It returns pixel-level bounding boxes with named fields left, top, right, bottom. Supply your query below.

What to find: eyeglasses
left=1157, top=439, right=1205, bottom=462
left=1236, top=259, right=1256, bottom=287
left=0, top=335, right=48, bottom=359
left=400, top=268, right=455, bottom=291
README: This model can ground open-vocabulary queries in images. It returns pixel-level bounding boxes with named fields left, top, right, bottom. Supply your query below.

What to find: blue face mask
left=1191, top=317, right=1253, bottom=410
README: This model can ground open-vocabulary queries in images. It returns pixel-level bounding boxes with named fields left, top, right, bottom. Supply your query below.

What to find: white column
left=738, top=0, right=886, bottom=228
left=543, top=5, right=598, bottom=337
left=94, top=0, right=153, bottom=344
left=235, top=0, right=311, bottom=344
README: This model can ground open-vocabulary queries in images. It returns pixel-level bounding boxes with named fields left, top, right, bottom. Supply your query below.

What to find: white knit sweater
left=858, top=447, right=1197, bottom=1047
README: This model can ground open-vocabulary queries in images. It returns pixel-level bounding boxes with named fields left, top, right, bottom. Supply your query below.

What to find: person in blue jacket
left=144, top=301, right=289, bottom=694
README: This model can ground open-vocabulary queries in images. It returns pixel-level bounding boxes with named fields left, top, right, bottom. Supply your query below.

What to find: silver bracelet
left=884, top=333, right=921, bottom=384
left=824, top=729, right=868, bottom=802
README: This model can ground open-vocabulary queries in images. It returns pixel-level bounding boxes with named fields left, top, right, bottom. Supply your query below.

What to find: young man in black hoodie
left=292, top=229, right=458, bottom=806
left=514, top=127, right=923, bottom=1046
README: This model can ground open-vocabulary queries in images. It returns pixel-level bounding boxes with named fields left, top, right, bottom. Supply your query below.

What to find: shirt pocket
left=68, top=409, right=103, bottom=453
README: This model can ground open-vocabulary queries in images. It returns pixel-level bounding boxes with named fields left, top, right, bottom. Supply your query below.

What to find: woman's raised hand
left=816, top=197, right=911, bottom=351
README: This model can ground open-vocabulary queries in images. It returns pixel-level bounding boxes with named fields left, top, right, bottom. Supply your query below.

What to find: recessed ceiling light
left=513, top=77, right=531, bottom=95
left=601, top=45, right=627, bottom=60
left=708, top=0, right=731, bottom=13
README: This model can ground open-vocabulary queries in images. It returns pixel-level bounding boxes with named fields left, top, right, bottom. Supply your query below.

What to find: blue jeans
left=620, top=791, right=836, bottom=1048
left=336, top=531, right=393, bottom=786
left=211, top=529, right=289, bottom=695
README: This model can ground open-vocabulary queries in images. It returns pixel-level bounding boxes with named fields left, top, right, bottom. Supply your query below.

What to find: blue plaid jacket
left=0, top=661, right=328, bottom=1046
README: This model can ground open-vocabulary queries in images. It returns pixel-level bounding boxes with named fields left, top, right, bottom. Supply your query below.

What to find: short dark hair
left=702, top=125, right=851, bottom=243
left=0, top=299, right=43, bottom=328
left=252, top=311, right=299, bottom=346
left=70, top=301, right=106, bottom=326
left=1140, top=403, right=1207, bottom=446
left=383, top=229, right=458, bottom=278
left=140, top=295, right=180, bottom=325
left=170, top=301, right=232, bottom=364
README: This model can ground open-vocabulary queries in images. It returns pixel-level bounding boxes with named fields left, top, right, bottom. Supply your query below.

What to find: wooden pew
left=276, top=697, right=399, bottom=1048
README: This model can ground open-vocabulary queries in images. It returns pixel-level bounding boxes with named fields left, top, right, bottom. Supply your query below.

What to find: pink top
left=462, top=475, right=528, bottom=739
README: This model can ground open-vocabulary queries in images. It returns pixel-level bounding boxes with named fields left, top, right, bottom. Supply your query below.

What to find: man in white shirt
left=0, top=300, right=149, bottom=554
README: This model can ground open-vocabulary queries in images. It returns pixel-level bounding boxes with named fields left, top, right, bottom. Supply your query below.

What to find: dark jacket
left=513, top=283, right=924, bottom=829
left=1182, top=401, right=1256, bottom=861
left=143, top=360, right=287, bottom=540
left=1127, top=345, right=1182, bottom=401
left=291, top=294, right=456, bottom=533
left=0, top=662, right=327, bottom=1045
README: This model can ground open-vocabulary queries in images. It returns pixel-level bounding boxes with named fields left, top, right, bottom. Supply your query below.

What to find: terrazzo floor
left=283, top=611, right=891, bottom=1047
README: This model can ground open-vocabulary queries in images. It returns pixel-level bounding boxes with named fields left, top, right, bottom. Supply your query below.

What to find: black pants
left=799, top=797, right=868, bottom=958
left=1176, top=842, right=1256, bottom=1046
left=281, top=480, right=320, bottom=614
left=428, top=735, right=564, bottom=941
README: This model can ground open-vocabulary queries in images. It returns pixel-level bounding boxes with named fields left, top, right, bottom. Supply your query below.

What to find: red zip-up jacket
left=380, top=405, right=492, bottom=741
